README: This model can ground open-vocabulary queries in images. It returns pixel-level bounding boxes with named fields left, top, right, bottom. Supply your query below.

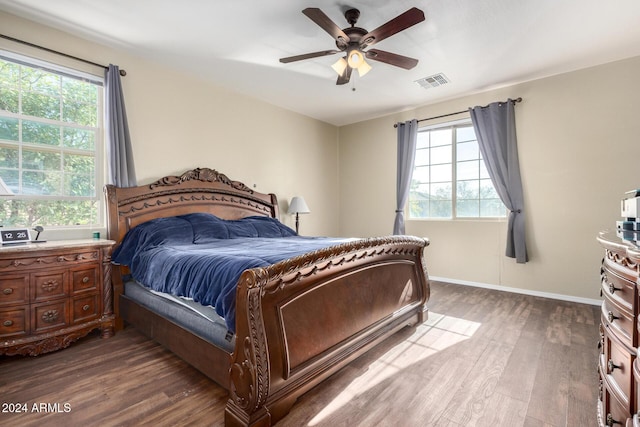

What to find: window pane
left=480, top=199, right=505, bottom=217
left=0, top=87, right=18, bottom=113
left=22, top=170, right=61, bottom=195
left=0, top=199, right=99, bottom=227
left=416, top=132, right=429, bottom=149
left=480, top=179, right=499, bottom=199
left=457, top=141, right=479, bottom=162
left=412, top=165, right=429, bottom=183
left=63, top=127, right=95, bottom=150
left=456, top=126, right=476, bottom=143
left=457, top=160, right=479, bottom=181
left=414, top=147, right=429, bottom=166
left=22, top=92, right=60, bottom=120
left=23, top=120, right=60, bottom=145
left=0, top=52, right=103, bottom=228
left=431, top=145, right=451, bottom=164
left=23, top=148, right=60, bottom=171
left=457, top=180, right=479, bottom=200
left=430, top=200, right=452, bottom=218
left=0, top=116, right=19, bottom=141
left=431, top=163, right=451, bottom=182
left=430, top=182, right=451, bottom=200
left=430, top=128, right=452, bottom=147
left=409, top=121, right=505, bottom=220
left=480, top=160, right=490, bottom=179
left=0, top=146, right=18, bottom=168
left=457, top=199, right=479, bottom=217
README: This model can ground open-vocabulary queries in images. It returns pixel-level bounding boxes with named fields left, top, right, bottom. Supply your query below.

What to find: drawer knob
left=608, top=282, right=621, bottom=294
left=82, top=304, right=90, bottom=311
left=607, top=359, right=621, bottom=373
left=3, top=320, right=13, bottom=327
left=607, top=311, right=619, bottom=323
left=606, top=413, right=621, bottom=426
left=82, top=276, right=89, bottom=283
left=2, top=288, right=13, bottom=295
left=41, top=310, right=59, bottom=323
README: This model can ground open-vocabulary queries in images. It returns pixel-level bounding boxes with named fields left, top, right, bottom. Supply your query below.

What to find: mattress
left=124, top=280, right=235, bottom=352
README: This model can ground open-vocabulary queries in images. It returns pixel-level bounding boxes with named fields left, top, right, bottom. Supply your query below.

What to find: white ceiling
left=1, top=0, right=640, bottom=126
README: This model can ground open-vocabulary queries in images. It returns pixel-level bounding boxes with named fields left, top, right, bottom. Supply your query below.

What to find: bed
left=105, top=167, right=430, bottom=426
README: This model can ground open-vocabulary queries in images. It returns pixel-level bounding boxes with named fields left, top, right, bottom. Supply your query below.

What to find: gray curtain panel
left=393, top=119, right=418, bottom=235
left=469, top=99, right=528, bottom=263
left=105, top=64, right=137, bottom=187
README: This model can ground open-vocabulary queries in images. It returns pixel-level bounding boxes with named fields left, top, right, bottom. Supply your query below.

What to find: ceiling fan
left=280, top=7, right=425, bottom=85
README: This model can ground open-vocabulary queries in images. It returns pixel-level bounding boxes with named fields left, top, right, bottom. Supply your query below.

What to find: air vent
left=415, top=73, right=450, bottom=89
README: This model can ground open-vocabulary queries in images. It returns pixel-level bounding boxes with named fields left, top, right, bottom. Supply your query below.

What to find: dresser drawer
left=603, top=298, right=635, bottom=348
left=602, top=266, right=635, bottom=313
left=32, top=300, right=69, bottom=333
left=600, top=376, right=632, bottom=427
left=72, top=294, right=99, bottom=323
left=31, top=270, right=68, bottom=302
left=0, top=306, right=28, bottom=338
left=0, top=274, right=29, bottom=306
left=601, top=325, right=635, bottom=408
left=71, top=266, right=98, bottom=294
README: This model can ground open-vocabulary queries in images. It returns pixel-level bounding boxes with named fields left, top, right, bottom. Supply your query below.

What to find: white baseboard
left=429, top=276, right=602, bottom=306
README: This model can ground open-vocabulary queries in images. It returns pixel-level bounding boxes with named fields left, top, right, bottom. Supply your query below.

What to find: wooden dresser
left=597, top=231, right=640, bottom=426
left=0, top=239, right=115, bottom=356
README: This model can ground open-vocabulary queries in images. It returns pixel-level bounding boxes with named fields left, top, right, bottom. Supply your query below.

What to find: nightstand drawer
left=32, top=300, right=69, bottom=333
left=72, top=267, right=98, bottom=294
left=72, top=294, right=99, bottom=323
left=0, top=274, right=29, bottom=306
left=32, top=270, right=68, bottom=302
left=0, top=307, right=28, bottom=338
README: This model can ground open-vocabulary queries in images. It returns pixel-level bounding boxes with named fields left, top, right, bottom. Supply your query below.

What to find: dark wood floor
left=0, top=281, right=601, bottom=427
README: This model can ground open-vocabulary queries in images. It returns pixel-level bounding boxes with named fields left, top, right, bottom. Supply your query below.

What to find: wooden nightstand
left=0, top=239, right=115, bottom=356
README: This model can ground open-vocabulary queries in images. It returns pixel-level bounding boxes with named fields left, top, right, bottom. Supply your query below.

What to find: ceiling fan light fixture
left=347, top=49, right=364, bottom=68
left=331, top=57, right=348, bottom=75
left=357, top=60, right=372, bottom=77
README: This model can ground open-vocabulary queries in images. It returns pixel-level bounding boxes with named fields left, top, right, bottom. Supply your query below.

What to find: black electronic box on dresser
left=0, top=239, right=115, bottom=356
left=597, top=190, right=640, bottom=427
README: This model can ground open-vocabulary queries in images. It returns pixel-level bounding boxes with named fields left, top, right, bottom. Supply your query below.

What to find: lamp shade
left=288, top=196, right=310, bottom=214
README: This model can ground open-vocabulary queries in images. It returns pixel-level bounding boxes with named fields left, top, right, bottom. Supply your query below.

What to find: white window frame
left=0, top=50, right=105, bottom=231
left=408, top=118, right=506, bottom=221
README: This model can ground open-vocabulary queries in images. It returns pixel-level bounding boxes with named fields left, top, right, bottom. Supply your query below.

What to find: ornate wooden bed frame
left=105, top=167, right=430, bottom=426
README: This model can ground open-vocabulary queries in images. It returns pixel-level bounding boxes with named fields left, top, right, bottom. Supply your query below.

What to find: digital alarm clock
left=0, top=228, right=31, bottom=245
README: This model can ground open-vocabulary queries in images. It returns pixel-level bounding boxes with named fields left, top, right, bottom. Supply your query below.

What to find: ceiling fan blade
left=303, top=8, right=351, bottom=46
left=365, top=49, right=419, bottom=70
left=280, top=50, right=340, bottom=63
left=336, top=66, right=352, bottom=85
left=360, top=7, right=425, bottom=49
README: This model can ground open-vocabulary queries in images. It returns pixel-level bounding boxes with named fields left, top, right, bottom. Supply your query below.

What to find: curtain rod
left=394, top=97, right=522, bottom=128
left=0, top=33, right=126, bottom=76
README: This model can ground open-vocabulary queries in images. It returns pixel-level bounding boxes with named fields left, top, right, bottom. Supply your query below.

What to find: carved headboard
left=104, top=167, right=280, bottom=247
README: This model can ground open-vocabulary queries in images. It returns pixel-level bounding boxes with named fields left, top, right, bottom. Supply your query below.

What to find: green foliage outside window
left=0, top=56, right=102, bottom=228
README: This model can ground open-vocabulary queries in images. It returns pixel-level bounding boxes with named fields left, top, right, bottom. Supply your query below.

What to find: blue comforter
left=112, top=213, right=351, bottom=332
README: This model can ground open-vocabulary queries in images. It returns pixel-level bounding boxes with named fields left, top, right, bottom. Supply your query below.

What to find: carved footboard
left=225, top=236, right=430, bottom=427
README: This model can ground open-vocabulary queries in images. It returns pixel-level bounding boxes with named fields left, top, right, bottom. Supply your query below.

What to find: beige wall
left=4, top=11, right=640, bottom=303
left=339, top=55, right=640, bottom=302
left=0, top=11, right=340, bottom=238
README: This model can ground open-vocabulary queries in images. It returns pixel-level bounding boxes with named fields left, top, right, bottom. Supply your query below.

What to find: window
left=0, top=51, right=104, bottom=228
left=409, top=120, right=506, bottom=219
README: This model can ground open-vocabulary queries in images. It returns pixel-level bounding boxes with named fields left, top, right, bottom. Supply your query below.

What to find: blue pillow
left=113, top=216, right=194, bottom=265
left=241, top=216, right=297, bottom=237
left=179, top=213, right=297, bottom=243
left=179, top=213, right=230, bottom=242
